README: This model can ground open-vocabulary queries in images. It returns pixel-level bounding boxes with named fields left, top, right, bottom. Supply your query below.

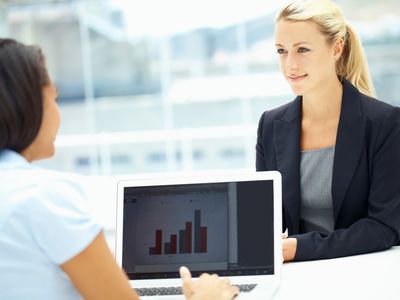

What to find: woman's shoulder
left=36, top=169, right=86, bottom=193
left=12, top=169, right=101, bottom=266
left=357, top=93, right=400, bottom=144
left=0, top=168, right=91, bottom=235
left=258, top=97, right=300, bottom=125
left=3, top=168, right=89, bottom=211
left=359, top=93, right=399, bottom=122
left=33, top=170, right=90, bottom=211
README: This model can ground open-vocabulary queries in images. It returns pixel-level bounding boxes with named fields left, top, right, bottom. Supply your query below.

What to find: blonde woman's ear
left=333, top=37, right=345, bottom=60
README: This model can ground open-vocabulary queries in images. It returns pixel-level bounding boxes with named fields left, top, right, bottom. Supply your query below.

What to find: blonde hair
left=276, top=0, right=375, bottom=97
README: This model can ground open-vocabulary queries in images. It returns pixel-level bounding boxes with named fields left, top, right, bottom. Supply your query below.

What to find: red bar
left=170, top=234, right=177, bottom=254
left=200, top=226, right=207, bottom=253
left=185, top=222, right=192, bottom=253
left=155, top=230, right=162, bottom=255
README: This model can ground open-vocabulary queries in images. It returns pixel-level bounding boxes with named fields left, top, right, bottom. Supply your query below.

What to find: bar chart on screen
left=133, top=191, right=228, bottom=266
left=149, top=209, right=208, bottom=255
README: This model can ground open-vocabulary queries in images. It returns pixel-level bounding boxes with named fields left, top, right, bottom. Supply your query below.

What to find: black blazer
left=256, top=79, right=400, bottom=261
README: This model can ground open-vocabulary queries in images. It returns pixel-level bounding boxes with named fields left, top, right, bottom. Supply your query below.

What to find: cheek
left=311, top=53, right=333, bottom=70
left=55, top=107, right=61, bottom=128
left=278, top=57, right=286, bottom=71
left=50, top=103, right=60, bottom=122
left=44, top=106, right=61, bottom=135
left=297, top=54, right=312, bottom=68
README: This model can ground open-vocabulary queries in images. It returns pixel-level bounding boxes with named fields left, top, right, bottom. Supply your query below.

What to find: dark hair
left=0, top=38, right=49, bottom=153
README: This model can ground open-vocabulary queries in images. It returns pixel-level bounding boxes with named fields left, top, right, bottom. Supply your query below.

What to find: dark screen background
left=237, top=180, right=274, bottom=269
left=122, top=180, right=274, bottom=279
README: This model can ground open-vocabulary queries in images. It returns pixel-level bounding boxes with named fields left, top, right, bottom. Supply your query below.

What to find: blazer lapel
left=274, top=97, right=302, bottom=234
left=332, top=79, right=367, bottom=224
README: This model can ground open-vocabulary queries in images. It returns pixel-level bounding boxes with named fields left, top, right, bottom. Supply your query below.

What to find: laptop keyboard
left=234, top=284, right=258, bottom=292
left=136, top=287, right=182, bottom=297
left=135, top=284, right=257, bottom=297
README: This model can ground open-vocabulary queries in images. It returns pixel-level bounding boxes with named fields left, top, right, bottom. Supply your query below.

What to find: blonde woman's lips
left=288, top=74, right=308, bottom=81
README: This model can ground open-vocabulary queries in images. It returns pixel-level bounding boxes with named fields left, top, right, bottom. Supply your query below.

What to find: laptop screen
left=122, top=180, right=274, bottom=280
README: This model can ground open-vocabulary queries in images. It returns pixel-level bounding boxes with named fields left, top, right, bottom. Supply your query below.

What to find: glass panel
left=1, top=0, right=399, bottom=177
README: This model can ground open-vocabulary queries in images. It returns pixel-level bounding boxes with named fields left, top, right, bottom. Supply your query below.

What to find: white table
left=82, top=177, right=400, bottom=299
left=277, top=246, right=400, bottom=300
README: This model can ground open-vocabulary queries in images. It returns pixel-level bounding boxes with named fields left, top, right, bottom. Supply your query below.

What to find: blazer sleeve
left=256, top=111, right=267, bottom=171
left=293, top=107, right=400, bottom=261
left=255, top=111, right=287, bottom=232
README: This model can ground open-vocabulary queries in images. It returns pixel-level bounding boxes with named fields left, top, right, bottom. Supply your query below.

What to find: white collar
left=0, top=149, right=32, bottom=169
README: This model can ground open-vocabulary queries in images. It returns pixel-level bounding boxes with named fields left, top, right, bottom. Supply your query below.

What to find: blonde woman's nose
left=285, top=53, right=299, bottom=71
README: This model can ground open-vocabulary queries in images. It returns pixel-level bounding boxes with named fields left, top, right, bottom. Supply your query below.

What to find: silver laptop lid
left=116, top=171, right=282, bottom=285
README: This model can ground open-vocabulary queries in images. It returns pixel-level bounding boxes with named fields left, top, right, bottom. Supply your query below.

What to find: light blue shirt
left=0, top=150, right=102, bottom=300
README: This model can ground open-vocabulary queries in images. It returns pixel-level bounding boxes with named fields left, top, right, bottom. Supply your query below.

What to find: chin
left=39, top=147, right=56, bottom=161
left=290, top=86, right=305, bottom=96
left=48, top=147, right=56, bottom=158
left=287, top=78, right=313, bottom=96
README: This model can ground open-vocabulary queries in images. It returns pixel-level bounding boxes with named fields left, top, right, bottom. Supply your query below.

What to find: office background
left=1, top=0, right=399, bottom=243
left=1, top=0, right=399, bottom=176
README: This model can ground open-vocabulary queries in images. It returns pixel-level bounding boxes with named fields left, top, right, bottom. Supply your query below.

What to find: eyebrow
left=275, top=42, right=312, bottom=47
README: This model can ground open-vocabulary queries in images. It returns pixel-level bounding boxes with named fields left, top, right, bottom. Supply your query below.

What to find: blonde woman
left=256, top=0, right=400, bottom=262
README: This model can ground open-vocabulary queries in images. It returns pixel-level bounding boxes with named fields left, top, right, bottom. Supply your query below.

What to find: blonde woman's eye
left=276, top=48, right=286, bottom=54
left=298, top=47, right=310, bottom=53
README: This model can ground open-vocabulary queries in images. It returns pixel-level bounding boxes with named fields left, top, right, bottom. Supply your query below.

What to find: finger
left=180, top=266, right=194, bottom=298
left=179, top=266, right=192, bottom=282
left=199, top=272, right=210, bottom=279
left=282, top=238, right=288, bottom=248
left=223, top=286, right=240, bottom=300
left=233, top=286, right=240, bottom=296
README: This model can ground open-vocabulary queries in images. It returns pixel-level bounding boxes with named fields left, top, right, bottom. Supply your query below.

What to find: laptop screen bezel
left=115, top=170, right=282, bottom=285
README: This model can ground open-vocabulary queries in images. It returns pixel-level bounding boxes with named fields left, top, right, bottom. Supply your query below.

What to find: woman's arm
left=256, top=111, right=267, bottom=171
left=61, top=233, right=239, bottom=300
left=256, top=111, right=288, bottom=235
left=61, top=232, right=140, bottom=300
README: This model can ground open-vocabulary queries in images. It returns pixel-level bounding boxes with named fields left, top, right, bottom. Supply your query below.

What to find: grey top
left=300, top=146, right=335, bottom=235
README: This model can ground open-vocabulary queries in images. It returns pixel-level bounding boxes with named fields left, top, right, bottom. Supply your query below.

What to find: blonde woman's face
left=274, top=19, right=340, bottom=96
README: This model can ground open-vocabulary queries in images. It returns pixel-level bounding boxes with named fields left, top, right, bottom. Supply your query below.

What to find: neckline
left=301, top=146, right=335, bottom=153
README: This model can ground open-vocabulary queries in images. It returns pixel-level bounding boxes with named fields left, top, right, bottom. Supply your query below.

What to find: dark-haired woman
left=0, top=38, right=238, bottom=300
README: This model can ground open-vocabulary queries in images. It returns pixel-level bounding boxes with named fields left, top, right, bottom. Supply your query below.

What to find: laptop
left=115, top=171, right=282, bottom=299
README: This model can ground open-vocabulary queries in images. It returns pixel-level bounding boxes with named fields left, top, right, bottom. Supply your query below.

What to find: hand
left=282, top=237, right=297, bottom=262
left=179, top=266, right=239, bottom=300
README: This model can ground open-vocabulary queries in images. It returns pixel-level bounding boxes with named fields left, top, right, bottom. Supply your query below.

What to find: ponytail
left=337, top=23, right=375, bottom=97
